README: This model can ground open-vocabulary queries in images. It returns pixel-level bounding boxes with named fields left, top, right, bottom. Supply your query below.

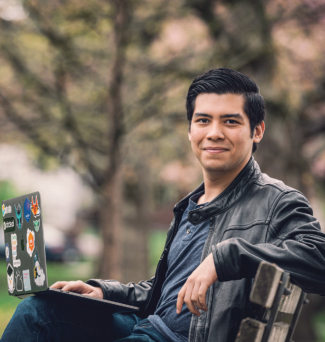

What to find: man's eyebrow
left=193, top=113, right=244, bottom=119
left=194, top=113, right=213, bottom=118
left=220, top=113, right=243, bottom=119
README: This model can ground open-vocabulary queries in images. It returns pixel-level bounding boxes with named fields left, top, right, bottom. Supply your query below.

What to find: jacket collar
left=174, top=156, right=260, bottom=225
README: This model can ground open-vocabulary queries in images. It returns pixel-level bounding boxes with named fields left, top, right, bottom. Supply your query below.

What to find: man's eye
left=226, top=119, right=238, bottom=124
left=198, top=118, right=209, bottom=123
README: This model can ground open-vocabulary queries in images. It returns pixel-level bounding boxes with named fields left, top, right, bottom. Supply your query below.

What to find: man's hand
left=176, top=253, right=218, bottom=317
left=50, top=280, right=104, bottom=299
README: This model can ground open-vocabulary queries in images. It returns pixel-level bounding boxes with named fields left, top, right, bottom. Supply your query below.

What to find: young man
left=2, top=68, right=325, bottom=342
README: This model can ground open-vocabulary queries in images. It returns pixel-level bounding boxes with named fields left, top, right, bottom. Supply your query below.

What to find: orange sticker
left=28, top=232, right=34, bottom=250
left=26, top=229, right=35, bottom=257
left=31, top=196, right=41, bottom=218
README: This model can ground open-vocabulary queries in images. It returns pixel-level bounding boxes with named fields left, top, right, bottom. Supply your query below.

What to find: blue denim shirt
left=148, top=191, right=210, bottom=341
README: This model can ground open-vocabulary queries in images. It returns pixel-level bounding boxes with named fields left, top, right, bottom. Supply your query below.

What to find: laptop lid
left=3, top=191, right=48, bottom=296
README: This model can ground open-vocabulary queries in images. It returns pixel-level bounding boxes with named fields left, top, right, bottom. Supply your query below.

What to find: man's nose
left=206, top=122, right=225, bottom=140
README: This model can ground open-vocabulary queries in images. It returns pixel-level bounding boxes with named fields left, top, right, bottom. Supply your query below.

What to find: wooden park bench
left=235, top=261, right=308, bottom=342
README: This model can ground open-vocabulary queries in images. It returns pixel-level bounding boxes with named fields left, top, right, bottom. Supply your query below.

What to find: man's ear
left=253, top=121, right=265, bottom=143
left=188, top=124, right=192, bottom=141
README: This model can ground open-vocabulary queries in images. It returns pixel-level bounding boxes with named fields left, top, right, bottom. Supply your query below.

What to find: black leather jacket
left=88, top=157, right=325, bottom=341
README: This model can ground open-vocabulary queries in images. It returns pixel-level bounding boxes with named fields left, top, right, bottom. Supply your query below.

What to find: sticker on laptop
left=26, top=229, right=35, bottom=257
left=5, top=243, right=10, bottom=261
left=33, top=248, right=45, bottom=286
left=14, top=203, right=24, bottom=230
left=33, top=219, right=40, bottom=232
left=23, top=270, right=31, bottom=291
left=16, top=270, right=23, bottom=292
left=24, top=198, right=31, bottom=222
left=2, top=204, right=12, bottom=217
left=11, top=234, right=21, bottom=268
left=3, top=217, right=15, bottom=233
left=31, top=196, right=41, bottom=218
left=7, top=264, right=15, bottom=293
left=11, top=234, right=17, bottom=259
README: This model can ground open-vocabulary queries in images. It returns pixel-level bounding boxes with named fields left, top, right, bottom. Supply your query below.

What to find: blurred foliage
left=1, top=0, right=325, bottom=203
left=0, top=181, right=17, bottom=211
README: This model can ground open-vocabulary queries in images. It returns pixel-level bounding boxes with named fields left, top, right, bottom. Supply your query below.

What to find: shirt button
left=187, top=229, right=190, bottom=234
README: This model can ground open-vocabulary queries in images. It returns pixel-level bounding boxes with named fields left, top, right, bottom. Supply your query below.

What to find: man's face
left=188, top=93, right=264, bottom=177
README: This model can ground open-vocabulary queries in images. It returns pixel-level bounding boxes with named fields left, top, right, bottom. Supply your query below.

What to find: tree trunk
left=133, top=161, right=151, bottom=280
left=97, top=0, right=130, bottom=280
left=99, top=170, right=123, bottom=280
left=122, top=161, right=152, bottom=283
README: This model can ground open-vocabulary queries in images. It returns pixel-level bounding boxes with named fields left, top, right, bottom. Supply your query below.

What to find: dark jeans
left=1, top=296, right=170, bottom=342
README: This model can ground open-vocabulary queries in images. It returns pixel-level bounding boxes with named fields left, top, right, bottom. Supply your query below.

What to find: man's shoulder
left=249, top=171, right=310, bottom=210
left=254, top=172, right=302, bottom=195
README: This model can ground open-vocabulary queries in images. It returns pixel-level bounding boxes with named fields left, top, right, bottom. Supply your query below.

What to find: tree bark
left=97, top=0, right=130, bottom=280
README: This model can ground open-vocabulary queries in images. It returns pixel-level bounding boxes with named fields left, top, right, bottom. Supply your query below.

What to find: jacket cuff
left=212, top=241, right=238, bottom=282
left=86, top=279, right=112, bottom=300
left=212, top=244, right=227, bottom=282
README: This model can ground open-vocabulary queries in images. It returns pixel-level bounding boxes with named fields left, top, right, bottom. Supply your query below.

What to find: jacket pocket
left=221, top=223, right=268, bottom=244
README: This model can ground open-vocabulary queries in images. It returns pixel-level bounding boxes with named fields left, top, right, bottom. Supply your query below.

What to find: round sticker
left=5, top=244, right=10, bottom=261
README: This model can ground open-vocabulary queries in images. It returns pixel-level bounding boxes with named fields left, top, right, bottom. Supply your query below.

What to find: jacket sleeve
left=84, top=218, right=176, bottom=310
left=86, top=277, right=155, bottom=309
left=212, top=191, right=325, bottom=295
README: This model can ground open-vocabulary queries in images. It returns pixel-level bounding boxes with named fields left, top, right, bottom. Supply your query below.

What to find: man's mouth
left=203, top=147, right=228, bottom=153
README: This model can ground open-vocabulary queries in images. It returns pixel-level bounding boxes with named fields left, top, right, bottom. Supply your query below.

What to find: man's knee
left=2, top=296, right=47, bottom=342
left=13, top=295, right=58, bottom=328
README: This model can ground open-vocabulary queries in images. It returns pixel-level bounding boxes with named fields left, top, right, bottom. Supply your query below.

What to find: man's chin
left=202, top=162, right=229, bottom=173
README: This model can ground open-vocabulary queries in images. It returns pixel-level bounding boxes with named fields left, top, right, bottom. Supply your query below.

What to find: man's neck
left=197, top=157, right=251, bottom=205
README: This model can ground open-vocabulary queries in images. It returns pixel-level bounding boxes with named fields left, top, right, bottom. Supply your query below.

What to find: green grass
left=314, top=309, right=325, bottom=342
left=0, top=260, right=94, bottom=338
left=148, top=230, right=167, bottom=275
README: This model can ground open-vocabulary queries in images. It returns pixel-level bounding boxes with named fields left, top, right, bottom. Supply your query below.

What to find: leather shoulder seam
left=253, top=180, right=287, bottom=192
left=267, top=190, right=301, bottom=223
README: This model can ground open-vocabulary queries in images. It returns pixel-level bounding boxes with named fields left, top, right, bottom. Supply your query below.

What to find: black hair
left=186, top=68, right=266, bottom=153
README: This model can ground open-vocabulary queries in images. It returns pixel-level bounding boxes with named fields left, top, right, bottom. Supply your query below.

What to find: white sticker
left=11, top=234, right=17, bottom=259
left=2, top=204, right=12, bottom=217
left=11, top=234, right=21, bottom=267
left=7, top=264, right=15, bottom=293
left=13, top=259, right=21, bottom=267
left=34, top=261, right=46, bottom=286
left=23, top=270, right=31, bottom=291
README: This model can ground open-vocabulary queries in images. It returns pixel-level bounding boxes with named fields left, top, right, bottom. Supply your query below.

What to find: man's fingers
left=191, top=281, right=202, bottom=311
left=83, top=286, right=104, bottom=299
left=61, top=280, right=87, bottom=294
left=176, top=284, right=187, bottom=313
left=198, top=283, right=209, bottom=311
left=50, top=281, right=69, bottom=289
left=184, top=281, right=200, bottom=316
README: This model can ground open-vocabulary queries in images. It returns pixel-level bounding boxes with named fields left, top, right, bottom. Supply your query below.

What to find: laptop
left=2, top=191, right=139, bottom=313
